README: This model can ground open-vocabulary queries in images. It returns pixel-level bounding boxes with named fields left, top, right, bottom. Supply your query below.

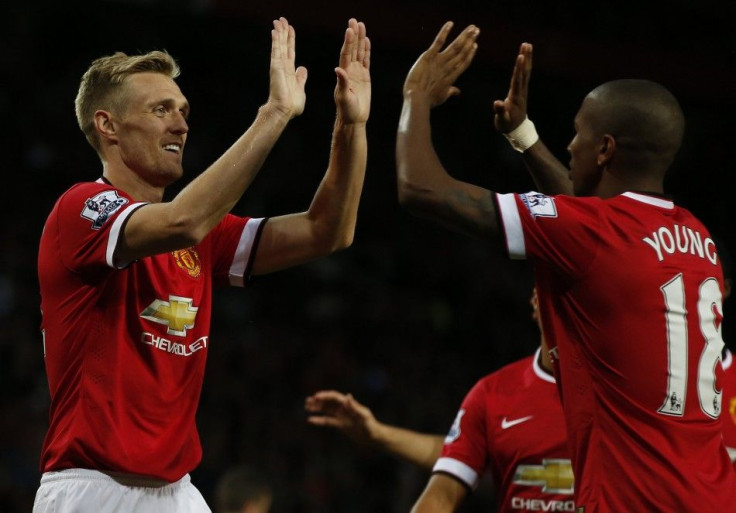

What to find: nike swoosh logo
left=501, top=415, right=533, bottom=429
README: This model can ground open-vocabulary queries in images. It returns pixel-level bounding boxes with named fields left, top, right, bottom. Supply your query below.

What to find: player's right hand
left=402, top=21, right=479, bottom=107
left=268, top=17, right=307, bottom=119
left=305, top=390, right=377, bottom=444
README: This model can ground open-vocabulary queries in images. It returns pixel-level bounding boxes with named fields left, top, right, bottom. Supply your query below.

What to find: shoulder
left=476, top=355, right=535, bottom=388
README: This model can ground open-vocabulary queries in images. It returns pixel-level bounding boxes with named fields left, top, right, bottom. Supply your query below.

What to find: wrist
left=334, top=115, right=368, bottom=129
left=402, top=89, right=432, bottom=103
left=259, top=101, right=294, bottom=122
left=367, top=419, right=387, bottom=445
left=503, top=117, right=539, bottom=153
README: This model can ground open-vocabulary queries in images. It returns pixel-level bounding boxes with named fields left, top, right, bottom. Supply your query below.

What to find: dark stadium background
left=1, top=0, right=734, bottom=511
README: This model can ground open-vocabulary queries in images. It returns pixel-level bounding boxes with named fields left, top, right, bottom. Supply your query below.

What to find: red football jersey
left=434, top=349, right=573, bottom=512
left=37, top=179, right=265, bottom=482
left=495, top=191, right=736, bottom=511
left=721, top=349, right=736, bottom=467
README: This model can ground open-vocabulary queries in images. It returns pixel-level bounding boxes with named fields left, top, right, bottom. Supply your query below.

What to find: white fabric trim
left=496, top=193, right=526, bottom=260
left=533, top=347, right=556, bottom=383
left=724, top=349, right=733, bottom=370
left=621, top=192, right=674, bottom=209
left=228, top=217, right=265, bottom=287
left=432, top=457, right=479, bottom=489
left=106, top=202, right=148, bottom=269
left=728, top=446, right=736, bottom=463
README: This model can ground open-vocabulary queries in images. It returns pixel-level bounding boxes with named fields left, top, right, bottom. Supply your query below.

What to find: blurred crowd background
left=1, top=1, right=734, bottom=511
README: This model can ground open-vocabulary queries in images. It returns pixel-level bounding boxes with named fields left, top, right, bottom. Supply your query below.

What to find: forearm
left=411, top=475, right=466, bottom=513
left=520, top=140, right=572, bottom=195
left=396, top=93, right=501, bottom=242
left=305, top=118, right=368, bottom=250
left=171, top=102, right=291, bottom=240
left=411, top=496, right=453, bottom=513
left=371, top=422, right=444, bottom=471
left=396, top=93, right=446, bottom=211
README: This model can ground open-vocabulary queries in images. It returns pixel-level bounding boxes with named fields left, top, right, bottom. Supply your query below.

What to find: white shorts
left=32, top=468, right=212, bottom=513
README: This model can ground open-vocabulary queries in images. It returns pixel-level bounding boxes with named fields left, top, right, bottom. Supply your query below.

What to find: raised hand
left=334, top=18, right=371, bottom=125
left=305, top=390, right=378, bottom=444
left=493, top=42, right=533, bottom=133
left=402, top=21, right=480, bottom=107
left=268, top=17, right=308, bottom=119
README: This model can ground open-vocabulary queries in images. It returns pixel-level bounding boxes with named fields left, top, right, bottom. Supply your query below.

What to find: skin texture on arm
left=492, top=43, right=572, bottom=196
left=305, top=390, right=443, bottom=470
left=252, top=18, right=371, bottom=274
left=410, top=474, right=469, bottom=513
left=116, top=17, right=307, bottom=263
left=395, top=22, right=502, bottom=245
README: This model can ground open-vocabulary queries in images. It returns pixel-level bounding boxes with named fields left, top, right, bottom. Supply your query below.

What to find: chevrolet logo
left=140, top=295, right=198, bottom=336
left=513, top=459, right=574, bottom=494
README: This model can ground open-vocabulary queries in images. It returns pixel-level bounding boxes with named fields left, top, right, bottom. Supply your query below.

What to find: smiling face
left=110, top=72, right=190, bottom=187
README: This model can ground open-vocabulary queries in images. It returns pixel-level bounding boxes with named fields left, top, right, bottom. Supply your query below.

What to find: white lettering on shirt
left=642, top=224, right=717, bottom=265
left=511, top=497, right=575, bottom=511
left=141, top=332, right=209, bottom=357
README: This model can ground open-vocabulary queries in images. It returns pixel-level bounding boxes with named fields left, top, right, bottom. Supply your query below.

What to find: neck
left=102, top=162, right=166, bottom=203
left=538, top=340, right=553, bottom=373
left=597, top=167, right=665, bottom=199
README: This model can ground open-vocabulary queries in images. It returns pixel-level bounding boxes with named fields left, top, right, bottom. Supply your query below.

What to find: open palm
left=269, top=17, right=307, bottom=119
left=334, top=18, right=371, bottom=124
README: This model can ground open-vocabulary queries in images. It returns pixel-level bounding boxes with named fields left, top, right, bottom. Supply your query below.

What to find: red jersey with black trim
left=495, top=191, right=736, bottom=512
left=37, top=179, right=265, bottom=482
left=434, top=348, right=573, bottom=513
left=721, top=349, right=736, bottom=467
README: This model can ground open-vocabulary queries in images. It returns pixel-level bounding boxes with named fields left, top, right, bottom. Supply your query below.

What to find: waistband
left=40, top=468, right=190, bottom=489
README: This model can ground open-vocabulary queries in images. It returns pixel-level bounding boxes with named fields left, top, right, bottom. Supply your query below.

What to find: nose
left=172, top=111, right=189, bottom=135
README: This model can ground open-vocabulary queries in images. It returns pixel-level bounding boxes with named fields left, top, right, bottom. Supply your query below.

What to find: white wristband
left=503, top=117, right=539, bottom=153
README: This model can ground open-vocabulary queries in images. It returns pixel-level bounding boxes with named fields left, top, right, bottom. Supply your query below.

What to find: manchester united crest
left=172, top=248, right=202, bottom=278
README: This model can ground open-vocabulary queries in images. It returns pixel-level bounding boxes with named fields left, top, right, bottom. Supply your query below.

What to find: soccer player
left=34, top=18, right=370, bottom=513
left=395, top=21, right=735, bottom=511
left=306, top=290, right=574, bottom=512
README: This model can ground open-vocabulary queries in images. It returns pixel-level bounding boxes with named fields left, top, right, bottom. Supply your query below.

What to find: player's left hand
left=334, top=18, right=371, bottom=125
left=493, top=42, right=533, bottom=133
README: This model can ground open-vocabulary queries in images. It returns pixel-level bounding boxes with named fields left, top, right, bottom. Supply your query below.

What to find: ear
left=597, top=134, right=615, bottom=167
left=93, top=110, right=118, bottom=143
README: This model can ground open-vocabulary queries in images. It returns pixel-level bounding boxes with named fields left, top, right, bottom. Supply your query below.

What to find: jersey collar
left=533, top=347, right=556, bottom=383
left=621, top=191, right=674, bottom=209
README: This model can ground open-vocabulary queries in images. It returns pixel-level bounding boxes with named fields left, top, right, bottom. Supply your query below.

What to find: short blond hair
left=74, top=50, right=180, bottom=152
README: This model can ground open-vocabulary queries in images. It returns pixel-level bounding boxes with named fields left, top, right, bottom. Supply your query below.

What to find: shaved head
left=584, top=79, right=685, bottom=173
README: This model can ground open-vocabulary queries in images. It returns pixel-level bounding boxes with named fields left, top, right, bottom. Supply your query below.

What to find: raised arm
left=119, top=17, right=305, bottom=262
left=305, top=390, right=443, bottom=470
left=395, top=22, right=502, bottom=244
left=492, top=43, right=572, bottom=195
left=252, top=18, right=371, bottom=274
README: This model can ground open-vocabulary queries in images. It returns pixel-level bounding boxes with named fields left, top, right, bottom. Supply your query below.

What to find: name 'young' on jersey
left=494, top=191, right=736, bottom=512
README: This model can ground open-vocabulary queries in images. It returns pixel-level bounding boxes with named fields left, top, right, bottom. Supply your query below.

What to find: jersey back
left=496, top=191, right=736, bottom=511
